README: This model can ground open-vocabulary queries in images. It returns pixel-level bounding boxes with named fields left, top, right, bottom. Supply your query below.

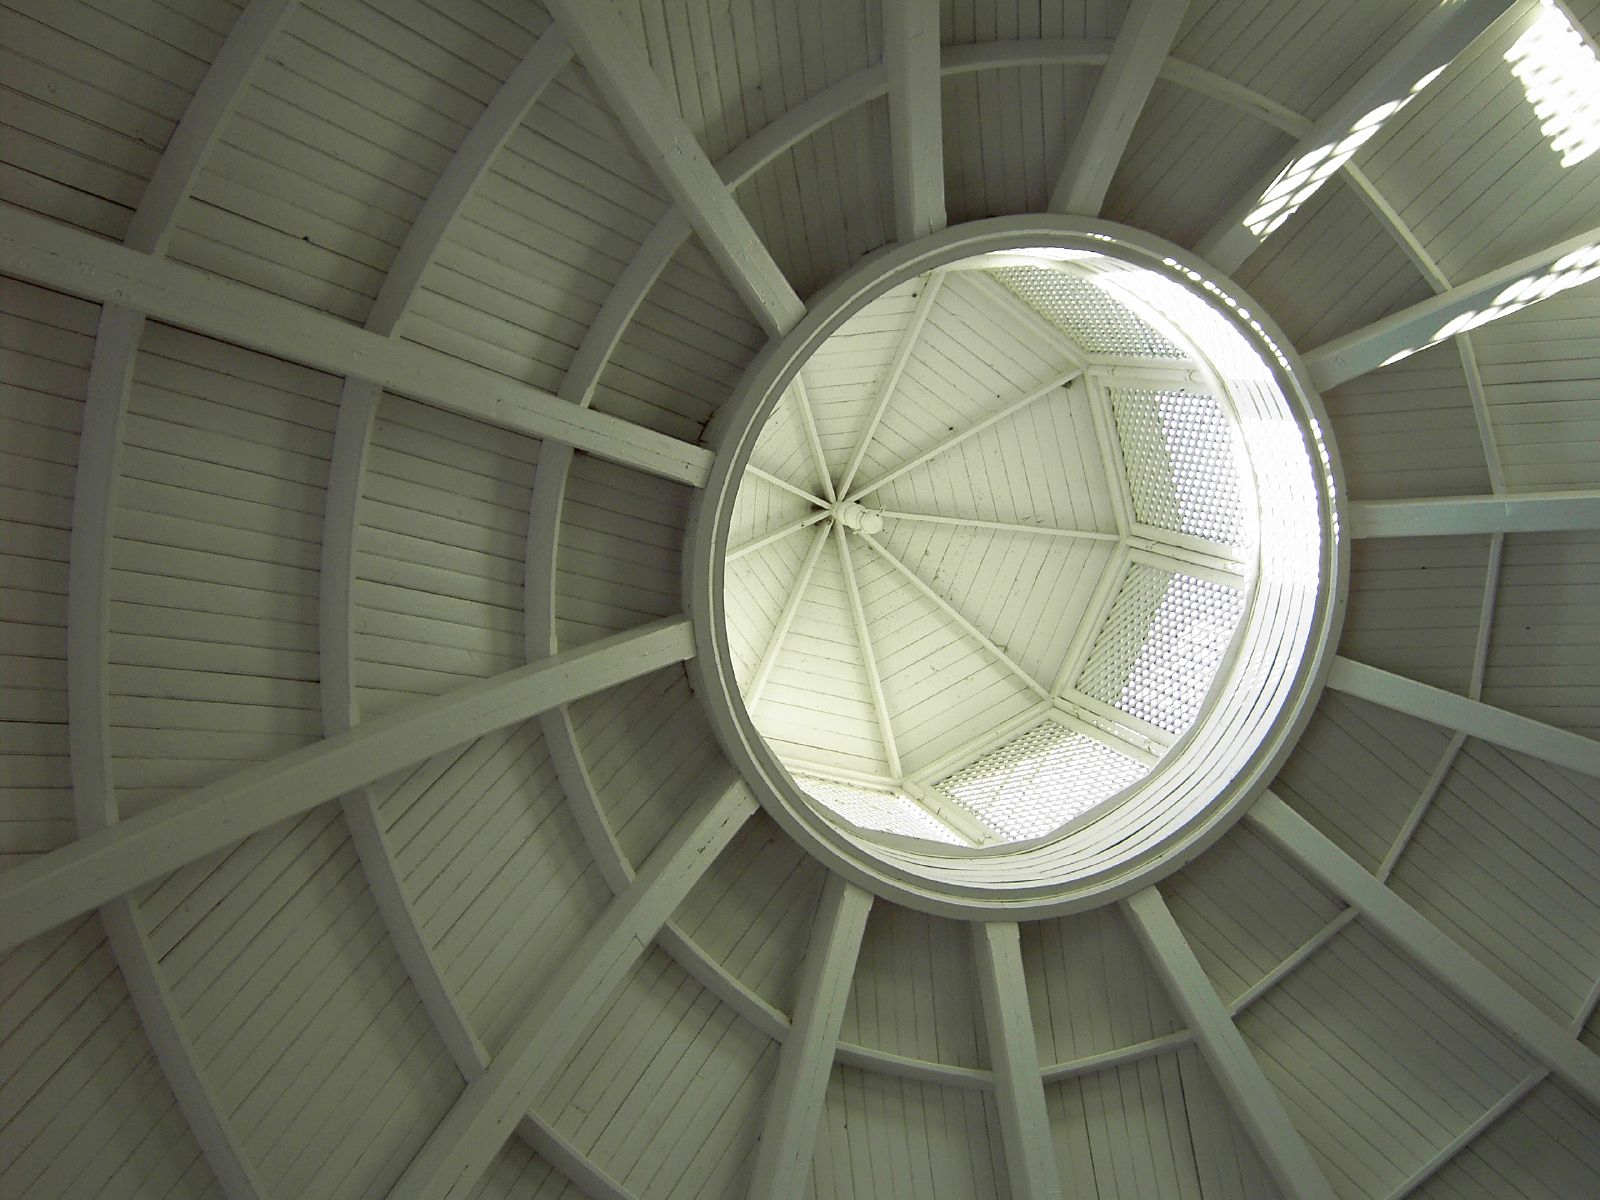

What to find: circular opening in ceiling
left=687, top=217, right=1347, bottom=917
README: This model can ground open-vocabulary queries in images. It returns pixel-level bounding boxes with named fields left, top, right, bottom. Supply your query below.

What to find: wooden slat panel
left=1319, top=339, right=1492, bottom=501
left=469, top=1138, right=586, bottom=1200
left=1353, top=2, right=1600, bottom=285
left=810, top=1065, right=1007, bottom=1200
left=0, top=278, right=93, bottom=866
left=1162, top=1043, right=1281, bottom=1200
left=0, top=0, right=231, bottom=239
left=1472, top=276, right=1600, bottom=492
left=567, top=666, right=726, bottom=870
left=1233, top=178, right=1436, bottom=350
left=1271, top=691, right=1452, bottom=874
left=726, top=528, right=816, bottom=686
left=672, top=811, right=828, bottom=1018
left=1160, top=823, right=1345, bottom=1005
left=555, top=453, right=688, bottom=648
left=1483, top=531, right=1600, bottom=737
left=1341, top=534, right=1492, bottom=695
left=354, top=393, right=538, bottom=718
left=1239, top=920, right=1536, bottom=1199
left=136, top=808, right=462, bottom=1200
left=0, top=913, right=226, bottom=1200
left=402, top=59, right=668, bottom=393
left=170, top=0, right=547, bottom=323
left=373, top=718, right=610, bottom=1054
left=591, top=235, right=766, bottom=442
left=536, top=944, right=776, bottom=1199
left=109, top=322, right=336, bottom=816
left=1389, top=739, right=1600, bottom=1023
left=1411, top=1078, right=1600, bottom=1200
left=839, top=902, right=987, bottom=1069
left=1022, top=906, right=1183, bottom=1065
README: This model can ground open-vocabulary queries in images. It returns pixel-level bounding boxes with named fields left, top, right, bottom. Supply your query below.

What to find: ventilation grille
left=993, top=266, right=1185, bottom=358
left=794, top=775, right=968, bottom=845
left=936, top=721, right=1147, bottom=841
left=1111, top=389, right=1246, bottom=545
left=1076, top=564, right=1246, bottom=735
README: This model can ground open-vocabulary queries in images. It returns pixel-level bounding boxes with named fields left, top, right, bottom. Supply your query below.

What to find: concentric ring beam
left=1197, top=0, right=1517, bottom=274
left=1250, top=792, right=1600, bottom=1106
left=748, top=875, right=872, bottom=1200
left=1327, top=657, right=1600, bottom=778
left=545, top=0, right=804, bottom=337
left=0, top=618, right=696, bottom=953
left=0, top=204, right=712, bottom=487
left=1349, top=492, right=1600, bottom=538
left=1304, top=225, right=1600, bottom=390
left=884, top=0, right=946, bottom=241
left=1123, top=887, right=1338, bottom=1200
left=1049, top=0, right=1191, bottom=217
left=386, top=779, right=756, bottom=1200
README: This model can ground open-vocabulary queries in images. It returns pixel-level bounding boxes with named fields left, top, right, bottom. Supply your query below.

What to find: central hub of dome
left=688, top=218, right=1346, bottom=916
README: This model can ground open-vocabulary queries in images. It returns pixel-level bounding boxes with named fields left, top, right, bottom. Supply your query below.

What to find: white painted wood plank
left=1123, top=886, right=1338, bottom=1200
left=748, top=875, right=871, bottom=1200
left=0, top=617, right=695, bottom=951
left=1350, top=491, right=1600, bottom=538
left=883, top=0, right=945, bottom=241
left=1327, top=655, right=1600, bottom=777
left=972, top=921, right=1063, bottom=1200
left=1049, top=0, right=1190, bottom=217
left=0, top=203, right=711, bottom=486
left=1250, top=790, right=1600, bottom=1106
left=386, top=777, right=756, bottom=1200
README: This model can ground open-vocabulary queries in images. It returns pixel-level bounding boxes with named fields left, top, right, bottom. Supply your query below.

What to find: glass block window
left=1111, top=389, right=1246, bottom=546
left=794, top=775, right=969, bottom=845
left=936, top=721, right=1147, bottom=841
left=993, top=266, right=1185, bottom=358
left=1076, top=564, right=1246, bottom=735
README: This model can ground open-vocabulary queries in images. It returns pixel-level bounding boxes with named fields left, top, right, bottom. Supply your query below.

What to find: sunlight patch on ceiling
left=1507, top=1, right=1600, bottom=167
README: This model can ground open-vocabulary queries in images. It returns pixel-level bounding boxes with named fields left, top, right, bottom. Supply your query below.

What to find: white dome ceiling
left=3, top=1, right=1600, bottom=1199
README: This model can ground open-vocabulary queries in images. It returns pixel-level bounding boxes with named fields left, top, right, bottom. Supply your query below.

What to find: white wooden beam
left=1250, top=792, right=1600, bottom=1106
left=790, top=375, right=836, bottom=502
left=728, top=510, right=832, bottom=562
left=1196, top=0, right=1515, bottom=274
left=1122, top=887, right=1338, bottom=1200
left=1349, top=491, right=1600, bottom=539
left=1326, top=656, right=1600, bottom=778
left=1049, top=0, right=1190, bottom=217
left=834, top=527, right=902, bottom=777
left=847, top=369, right=1080, bottom=503
left=1040, top=1030, right=1194, bottom=1083
left=748, top=875, right=873, bottom=1200
left=878, top=510, right=1119, bottom=543
left=747, top=465, right=830, bottom=508
left=748, top=522, right=832, bottom=706
left=1304, top=225, right=1600, bottom=390
left=883, top=0, right=946, bottom=241
left=837, top=273, right=944, bottom=497
left=124, top=0, right=297, bottom=254
left=856, top=530, right=1051, bottom=700
left=942, top=39, right=1114, bottom=74
left=0, top=618, right=695, bottom=952
left=544, top=0, right=804, bottom=336
left=972, top=921, right=1063, bottom=1200
left=1051, top=543, right=1132, bottom=694
left=0, top=203, right=713, bottom=486
left=387, top=777, right=756, bottom=1200
left=366, top=25, right=572, bottom=335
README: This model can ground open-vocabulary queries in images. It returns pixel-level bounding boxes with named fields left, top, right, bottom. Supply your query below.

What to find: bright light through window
left=1507, top=1, right=1600, bottom=167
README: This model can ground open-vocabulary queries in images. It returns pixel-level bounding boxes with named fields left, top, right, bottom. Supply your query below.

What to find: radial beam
left=1304, top=225, right=1600, bottom=390
left=790, top=376, right=836, bottom=502
left=847, top=369, right=1080, bottom=503
left=878, top=510, right=1119, bottom=542
left=545, top=0, right=803, bottom=336
left=1122, top=887, right=1338, bottom=1200
left=748, top=875, right=873, bottom=1200
left=747, top=523, right=832, bottom=706
left=1049, top=0, right=1191, bottom=216
left=883, top=0, right=946, bottom=240
left=0, top=203, right=712, bottom=486
left=1250, top=792, right=1600, bottom=1106
left=388, top=778, right=757, bottom=1200
left=1326, top=657, right=1600, bottom=778
left=837, top=272, right=945, bottom=497
left=1349, top=491, right=1600, bottom=539
left=1197, top=0, right=1515, bottom=274
left=0, top=618, right=695, bottom=952
left=834, top=527, right=902, bottom=776
left=728, top=510, right=832, bottom=562
left=972, top=921, right=1063, bottom=1200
